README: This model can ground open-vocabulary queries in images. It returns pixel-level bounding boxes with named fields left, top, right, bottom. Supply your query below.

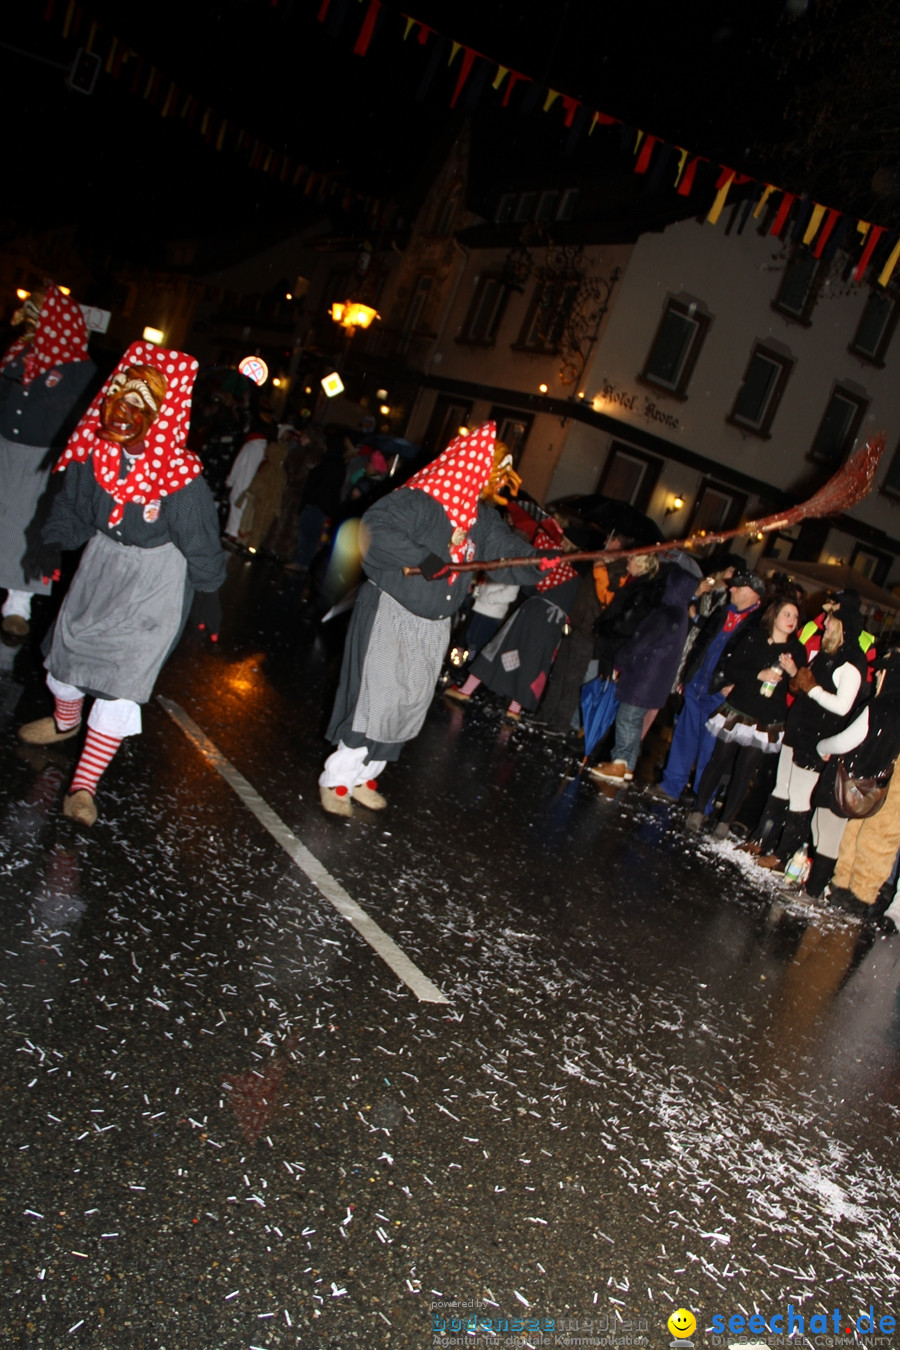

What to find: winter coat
left=709, top=623, right=807, bottom=726
left=613, top=567, right=697, bottom=708
left=681, top=601, right=759, bottom=692
left=592, top=569, right=665, bottom=676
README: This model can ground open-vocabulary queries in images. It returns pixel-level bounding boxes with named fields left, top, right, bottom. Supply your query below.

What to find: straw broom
left=402, top=436, right=887, bottom=578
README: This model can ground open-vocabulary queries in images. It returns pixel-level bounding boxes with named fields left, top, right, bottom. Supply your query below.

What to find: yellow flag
left=707, top=173, right=734, bottom=225
left=753, top=184, right=776, bottom=219
left=878, top=237, right=900, bottom=288
left=803, top=203, right=827, bottom=246
left=493, top=65, right=509, bottom=90
left=543, top=89, right=560, bottom=113
left=673, top=148, right=688, bottom=189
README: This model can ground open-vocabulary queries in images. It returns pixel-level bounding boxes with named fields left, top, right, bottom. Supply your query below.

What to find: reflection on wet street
left=2, top=558, right=899, bottom=1347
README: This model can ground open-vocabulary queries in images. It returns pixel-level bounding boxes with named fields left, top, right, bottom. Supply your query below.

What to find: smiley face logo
left=667, top=1308, right=697, bottom=1339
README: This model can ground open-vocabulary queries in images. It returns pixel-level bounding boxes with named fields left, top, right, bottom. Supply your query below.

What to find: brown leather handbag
left=834, top=760, right=894, bottom=819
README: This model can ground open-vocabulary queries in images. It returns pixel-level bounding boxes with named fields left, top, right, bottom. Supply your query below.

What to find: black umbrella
left=367, top=434, right=421, bottom=460
left=552, top=495, right=663, bottom=546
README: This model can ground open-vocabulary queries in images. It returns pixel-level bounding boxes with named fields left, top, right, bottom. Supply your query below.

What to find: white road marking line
left=158, top=697, right=449, bottom=1004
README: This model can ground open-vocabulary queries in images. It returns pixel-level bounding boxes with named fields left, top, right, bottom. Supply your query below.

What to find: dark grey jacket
left=44, top=458, right=226, bottom=593
left=360, top=488, right=543, bottom=620
left=0, top=355, right=96, bottom=447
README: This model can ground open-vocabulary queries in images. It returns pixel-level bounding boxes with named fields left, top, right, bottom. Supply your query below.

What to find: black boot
left=752, top=794, right=788, bottom=852
left=804, top=851, right=835, bottom=899
left=775, top=808, right=813, bottom=865
left=865, top=884, right=898, bottom=931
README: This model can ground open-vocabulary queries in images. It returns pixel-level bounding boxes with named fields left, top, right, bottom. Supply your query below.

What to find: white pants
left=319, top=740, right=386, bottom=790
left=772, top=743, right=819, bottom=812
left=2, top=589, right=33, bottom=620
left=47, top=673, right=142, bottom=737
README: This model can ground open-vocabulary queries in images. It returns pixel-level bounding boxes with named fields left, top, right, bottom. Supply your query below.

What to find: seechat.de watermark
left=708, top=1306, right=895, bottom=1339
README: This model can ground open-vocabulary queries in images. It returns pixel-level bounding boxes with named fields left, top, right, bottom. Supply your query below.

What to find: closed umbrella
left=580, top=675, right=618, bottom=761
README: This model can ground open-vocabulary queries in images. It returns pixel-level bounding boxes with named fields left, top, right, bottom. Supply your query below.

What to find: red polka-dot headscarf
left=55, top=340, right=201, bottom=527
left=405, top=422, right=497, bottom=561
left=0, top=284, right=89, bottom=385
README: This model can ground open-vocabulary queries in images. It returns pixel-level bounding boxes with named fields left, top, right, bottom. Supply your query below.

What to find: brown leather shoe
left=737, top=839, right=762, bottom=856
left=62, top=789, right=97, bottom=826
left=18, top=716, right=82, bottom=745
left=757, top=854, right=785, bottom=872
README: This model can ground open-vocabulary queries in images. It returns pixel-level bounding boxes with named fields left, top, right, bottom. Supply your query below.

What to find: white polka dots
left=54, top=339, right=200, bottom=527
left=0, top=284, right=88, bottom=386
left=404, top=422, right=497, bottom=568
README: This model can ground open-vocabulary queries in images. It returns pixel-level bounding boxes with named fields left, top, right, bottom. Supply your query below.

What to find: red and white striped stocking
left=53, top=694, right=83, bottom=731
left=69, top=730, right=121, bottom=797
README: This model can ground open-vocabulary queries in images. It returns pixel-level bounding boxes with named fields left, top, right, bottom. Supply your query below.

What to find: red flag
left=854, top=224, right=887, bottom=283
left=769, top=192, right=796, bottom=237
left=634, top=134, right=659, bottom=175
left=560, top=95, right=580, bottom=128
left=352, top=0, right=380, bottom=57
left=450, top=46, right=478, bottom=108
left=501, top=70, right=529, bottom=107
left=676, top=156, right=705, bottom=196
left=812, top=207, right=842, bottom=259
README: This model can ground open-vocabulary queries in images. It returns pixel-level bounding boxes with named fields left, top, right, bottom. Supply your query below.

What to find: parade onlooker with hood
left=590, top=564, right=697, bottom=783
left=17, top=341, right=225, bottom=826
left=0, top=284, right=96, bottom=638
left=685, top=595, right=806, bottom=837
left=755, top=589, right=869, bottom=873
left=653, top=570, right=765, bottom=802
left=318, top=424, right=554, bottom=816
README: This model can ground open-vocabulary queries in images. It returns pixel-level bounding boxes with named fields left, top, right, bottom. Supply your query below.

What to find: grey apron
left=0, top=434, right=53, bottom=594
left=351, top=588, right=450, bottom=744
left=47, top=531, right=186, bottom=702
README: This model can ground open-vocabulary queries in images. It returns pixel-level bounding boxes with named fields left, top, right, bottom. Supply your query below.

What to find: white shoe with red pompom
left=351, top=780, right=387, bottom=810
left=319, top=784, right=353, bottom=817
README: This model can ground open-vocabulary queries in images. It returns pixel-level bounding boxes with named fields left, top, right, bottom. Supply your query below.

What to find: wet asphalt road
left=1, top=555, right=899, bottom=1349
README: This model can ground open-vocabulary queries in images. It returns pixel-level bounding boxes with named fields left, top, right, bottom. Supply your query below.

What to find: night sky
left=0, top=0, right=868, bottom=260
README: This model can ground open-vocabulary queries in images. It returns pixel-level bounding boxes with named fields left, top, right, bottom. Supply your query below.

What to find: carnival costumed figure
left=318, top=423, right=554, bottom=816
left=0, top=284, right=96, bottom=637
left=17, top=341, right=226, bottom=825
left=446, top=518, right=581, bottom=720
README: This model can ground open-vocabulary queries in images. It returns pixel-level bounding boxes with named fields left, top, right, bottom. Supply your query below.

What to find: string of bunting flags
left=40, top=0, right=394, bottom=227
left=315, top=0, right=900, bottom=289
left=42, top=0, right=900, bottom=287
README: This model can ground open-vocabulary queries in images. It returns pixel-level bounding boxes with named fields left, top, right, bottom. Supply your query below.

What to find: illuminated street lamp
left=330, top=300, right=379, bottom=331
